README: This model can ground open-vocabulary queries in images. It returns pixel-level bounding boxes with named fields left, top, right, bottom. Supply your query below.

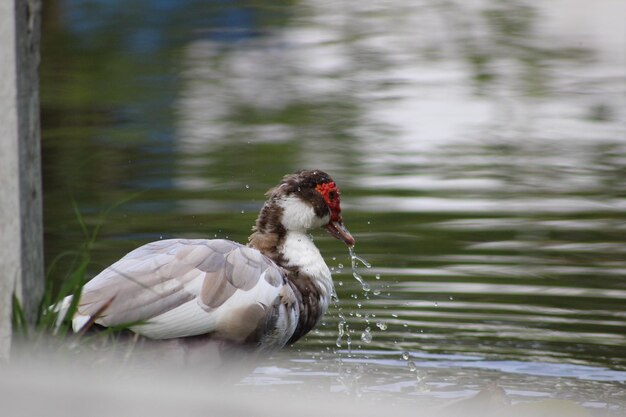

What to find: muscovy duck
left=59, top=170, right=354, bottom=357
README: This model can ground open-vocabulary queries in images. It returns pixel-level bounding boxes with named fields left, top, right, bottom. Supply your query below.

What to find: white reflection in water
left=349, top=196, right=626, bottom=213
left=173, top=0, right=624, bottom=169
left=395, top=282, right=626, bottom=299
left=432, top=218, right=626, bottom=231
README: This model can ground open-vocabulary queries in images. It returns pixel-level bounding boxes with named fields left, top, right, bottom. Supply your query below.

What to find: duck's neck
left=248, top=203, right=333, bottom=294
left=280, top=231, right=332, bottom=286
left=248, top=199, right=287, bottom=264
left=248, top=205, right=335, bottom=345
left=278, top=231, right=334, bottom=345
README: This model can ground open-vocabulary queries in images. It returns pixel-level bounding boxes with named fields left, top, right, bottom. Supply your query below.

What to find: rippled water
left=41, top=0, right=625, bottom=412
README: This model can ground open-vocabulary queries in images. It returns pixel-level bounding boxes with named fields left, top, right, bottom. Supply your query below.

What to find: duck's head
left=268, top=170, right=355, bottom=247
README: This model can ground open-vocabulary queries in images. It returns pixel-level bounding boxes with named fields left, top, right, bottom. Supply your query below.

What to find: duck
left=57, top=170, right=354, bottom=360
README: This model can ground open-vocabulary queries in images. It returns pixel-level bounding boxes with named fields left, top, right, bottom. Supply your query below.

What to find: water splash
left=348, top=247, right=371, bottom=292
left=336, top=312, right=346, bottom=348
left=360, top=327, right=372, bottom=343
left=333, top=247, right=377, bottom=354
left=408, top=361, right=430, bottom=393
left=346, top=330, right=352, bottom=355
left=336, top=363, right=364, bottom=397
left=349, top=246, right=372, bottom=268
left=333, top=297, right=352, bottom=355
left=352, top=271, right=370, bottom=292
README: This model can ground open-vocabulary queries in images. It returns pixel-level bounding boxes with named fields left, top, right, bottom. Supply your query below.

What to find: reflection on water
left=41, top=0, right=625, bottom=412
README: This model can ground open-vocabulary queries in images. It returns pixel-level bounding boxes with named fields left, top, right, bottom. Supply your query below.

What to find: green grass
left=12, top=194, right=144, bottom=349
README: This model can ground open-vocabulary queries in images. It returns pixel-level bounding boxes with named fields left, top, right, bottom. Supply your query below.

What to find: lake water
left=40, top=0, right=626, bottom=413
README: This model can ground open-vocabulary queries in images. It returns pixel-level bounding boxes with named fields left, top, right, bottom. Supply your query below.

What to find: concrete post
left=0, top=0, right=44, bottom=360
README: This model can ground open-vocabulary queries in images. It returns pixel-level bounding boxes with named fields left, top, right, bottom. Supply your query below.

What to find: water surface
left=41, top=0, right=626, bottom=412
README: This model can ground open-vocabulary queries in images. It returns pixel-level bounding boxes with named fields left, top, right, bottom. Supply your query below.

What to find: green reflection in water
left=40, top=0, right=626, bottom=388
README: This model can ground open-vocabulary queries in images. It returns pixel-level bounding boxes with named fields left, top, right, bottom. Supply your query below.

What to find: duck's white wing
left=74, top=239, right=293, bottom=343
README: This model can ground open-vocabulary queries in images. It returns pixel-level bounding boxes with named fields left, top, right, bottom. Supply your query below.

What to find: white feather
left=53, top=295, right=97, bottom=333
left=271, top=303, right=297, bottom=347
left=278, top=195, right=329, bottom=232
left=280, top=231, right=334, bottom=298
left=130, top=299, right=217, bottom=339
left=132, top=271, right=282, bottom=340
left=72, top=313, right=91, bottom=333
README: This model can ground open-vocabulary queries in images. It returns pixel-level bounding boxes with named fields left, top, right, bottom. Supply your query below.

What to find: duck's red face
left=315, top=181, right=341, bottom=221
left=316, top=181, right=355, bottom=247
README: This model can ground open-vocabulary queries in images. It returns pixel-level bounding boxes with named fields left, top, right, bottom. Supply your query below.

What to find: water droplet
left=245, top=184, right=250, bottom=189
left=434, top=302, right=438, bottom=307
left=332, top=257, right=336, bottom=261
left=361, top=327, right=372, bottom=343
left=401, top=351, right=410, bottom=361
left=347, top=246, right=373, bottom=292
left=241, top=210, right=245, bottom=214
left=352, top=271, right=370, bottom=292
left=376, top=321, right=387, bottom=330
left=373, top=289, right=381, bottom=296
left=338, top=263, right=344, bottom=269
left=391, top=313, right=399, bottom=318
left=375, top=274, right=381, bottom=280
left=336, top=320, right=345, bottom=347
left=449, top=296, right=454, bottom=301
left=349, top=247, right=372, bottom=269
left=335, top=322, right=345, bottom=347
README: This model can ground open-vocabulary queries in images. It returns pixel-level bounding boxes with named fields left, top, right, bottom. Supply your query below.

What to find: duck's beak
left=325, top=219, right=355, bottom=247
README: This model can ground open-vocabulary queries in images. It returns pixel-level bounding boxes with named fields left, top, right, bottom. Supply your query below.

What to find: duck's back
left=69, top=238, right=298, bottom=351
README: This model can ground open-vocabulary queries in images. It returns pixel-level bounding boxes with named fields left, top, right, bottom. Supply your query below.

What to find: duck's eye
left=315, top=181, right=339, bottom=203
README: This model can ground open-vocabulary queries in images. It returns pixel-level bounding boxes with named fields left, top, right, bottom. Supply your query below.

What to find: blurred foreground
left=3, top=341, right=621, bottom=417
